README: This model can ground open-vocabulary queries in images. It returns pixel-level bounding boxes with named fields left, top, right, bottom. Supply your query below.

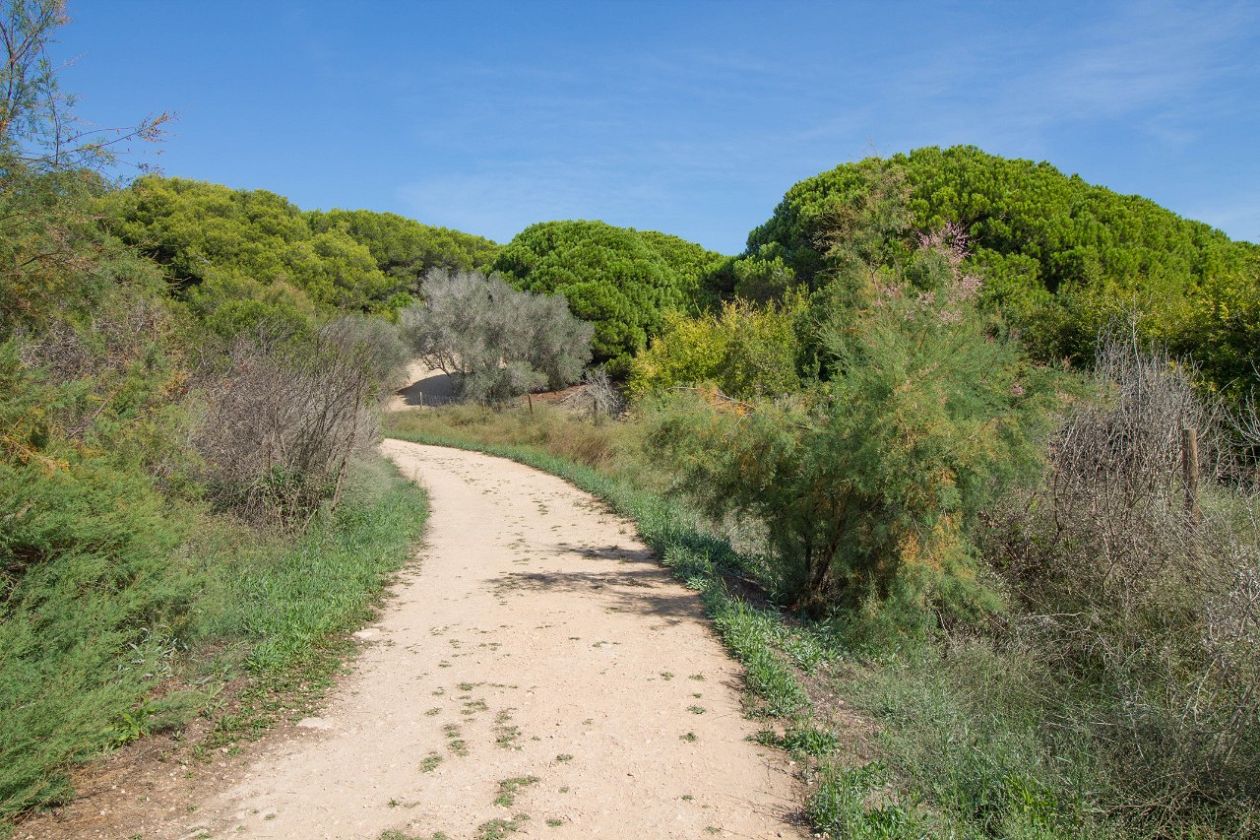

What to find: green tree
left=100, top=177, right=396, bottom=316
left=401, top=269, right=593, bottom=402
left=744, top=146, right=1260, bottom=397
left=491, top=220, right=724, bottom=373
left=652, top=226, right=1056, bottom=621
left=307, top=208, right=499, bottom=291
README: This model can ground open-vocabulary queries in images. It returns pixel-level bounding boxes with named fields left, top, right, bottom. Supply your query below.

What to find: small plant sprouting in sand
left=475, top=815, right=529, bottom=840
left=494, top=709, right=521, bottom=749
left=494, top=775, right=540, bottom=807
left=442, top=723, right=468, bottom=756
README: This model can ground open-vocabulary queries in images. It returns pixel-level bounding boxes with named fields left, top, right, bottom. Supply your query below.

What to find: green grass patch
left=494, top=775, right=540, bottom=807
left=476, top=814, right=529, bottom=839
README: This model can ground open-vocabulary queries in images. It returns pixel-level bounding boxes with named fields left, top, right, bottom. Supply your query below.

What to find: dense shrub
left=650, top=226, right=1056, bottom=618
left=491, top=220, right=724, bottom=372
left=0, top=155, right=169, bottom=341
left=0, top=273, right=199, bottom=818
left=401, top=269, right=593, bottom=402
left=981, top=333, right=1260, bottom=825
left=627, top=298, right=801, bottom=400
left=194, top=316, right=407, bottom=524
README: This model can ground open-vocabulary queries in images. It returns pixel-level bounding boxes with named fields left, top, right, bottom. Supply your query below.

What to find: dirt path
left=22, top=441, right=804, bottom=839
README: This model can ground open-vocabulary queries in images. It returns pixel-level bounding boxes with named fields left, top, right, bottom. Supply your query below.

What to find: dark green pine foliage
left=306, top=208, right=499, bottom=290
left=743, top=146, right=1260, bottom=396
left=491, top=220, right=725, bottom=373
left=101, top=178, right=501, bottom=327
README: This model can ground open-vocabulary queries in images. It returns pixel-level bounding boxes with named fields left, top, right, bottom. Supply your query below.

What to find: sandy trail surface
left=53, top=440, right=803, bottom=840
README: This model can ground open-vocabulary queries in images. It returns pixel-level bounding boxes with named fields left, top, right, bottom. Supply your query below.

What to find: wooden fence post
left=1182, top=425, right=1200, bottom=523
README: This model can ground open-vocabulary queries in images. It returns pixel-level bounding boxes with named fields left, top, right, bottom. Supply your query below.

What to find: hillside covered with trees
left=100, top=177, right=501, bottom=330
left=730, top=146, right=1260, bottom=396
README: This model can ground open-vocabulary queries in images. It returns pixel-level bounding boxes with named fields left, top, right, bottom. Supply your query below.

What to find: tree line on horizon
left=86, top=145, right=1259, bottom=401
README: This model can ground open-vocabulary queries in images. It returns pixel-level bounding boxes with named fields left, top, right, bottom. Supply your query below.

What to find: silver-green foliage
left=402, top=269, right=593, bottom=401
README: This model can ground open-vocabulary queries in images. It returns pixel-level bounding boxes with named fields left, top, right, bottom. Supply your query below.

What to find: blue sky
left=57, top=0, right=1260, bottom=253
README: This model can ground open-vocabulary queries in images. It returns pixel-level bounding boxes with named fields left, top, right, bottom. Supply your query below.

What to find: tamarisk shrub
left=650, top=225, right=1058, bottom=623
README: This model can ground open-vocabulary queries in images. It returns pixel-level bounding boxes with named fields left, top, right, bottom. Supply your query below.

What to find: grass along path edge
left=382, top=431, right=880, bottom=835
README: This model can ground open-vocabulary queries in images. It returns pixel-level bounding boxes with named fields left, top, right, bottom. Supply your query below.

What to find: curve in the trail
left=177, top=440, right=804, bottom=839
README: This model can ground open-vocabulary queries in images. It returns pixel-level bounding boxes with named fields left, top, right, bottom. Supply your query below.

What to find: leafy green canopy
left=101, top=176, right=392, bottom=317
left=743, top=146, right=1260, bottom=396
left=491, top=220, right=725, bottom=372
left=307, top=208, right=499, bottom=288
left=101, top=178, right=500, bottom=327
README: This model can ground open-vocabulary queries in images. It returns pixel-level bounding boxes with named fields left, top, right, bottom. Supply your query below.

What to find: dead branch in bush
left=981, top=324, right=1260, bottom=818
left=193, top=316, right=405, bottom=525
left=561, top=368, right=625, bottom=421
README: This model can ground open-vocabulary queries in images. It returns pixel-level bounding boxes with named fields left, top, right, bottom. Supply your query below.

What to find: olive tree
left=401, top=269, right=593, bottom=402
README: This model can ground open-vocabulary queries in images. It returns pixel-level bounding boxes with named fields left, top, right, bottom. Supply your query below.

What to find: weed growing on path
left=493, top=710, right=521, bottom=749
left=494, top=776, right=540, bottom=807
left=476, top=814, right=529, bottom=839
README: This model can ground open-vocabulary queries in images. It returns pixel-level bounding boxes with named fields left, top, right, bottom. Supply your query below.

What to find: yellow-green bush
left=627, top=298, right=801, bottom=400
